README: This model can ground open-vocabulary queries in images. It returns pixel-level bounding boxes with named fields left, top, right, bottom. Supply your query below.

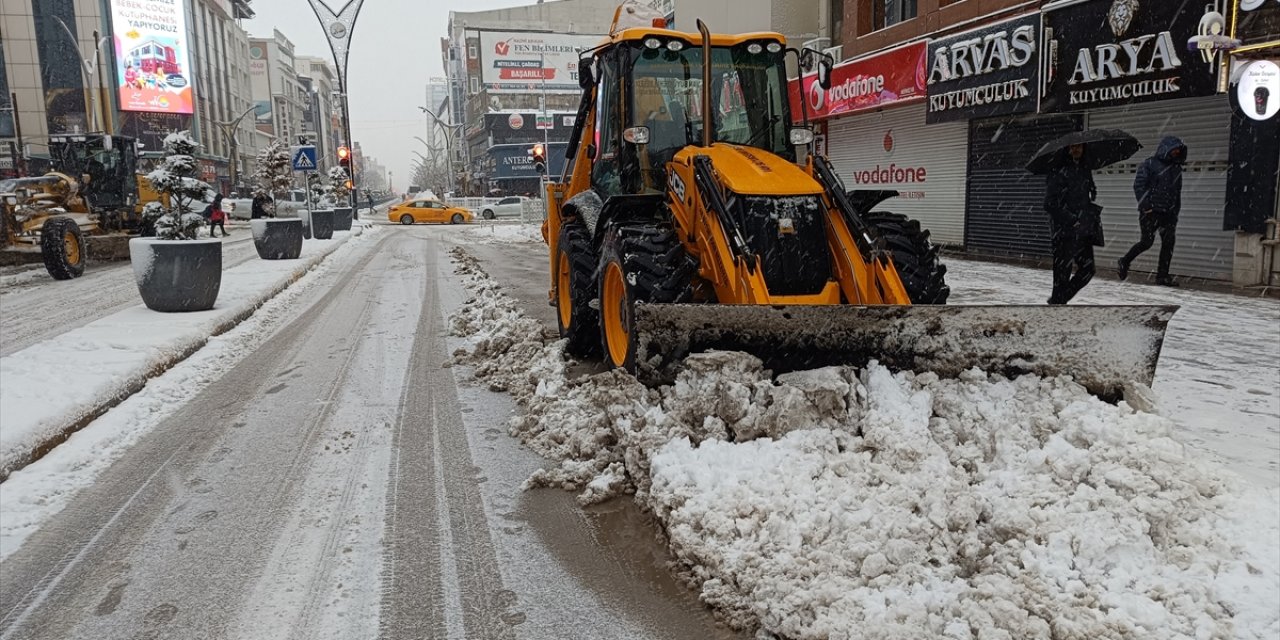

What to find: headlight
left=747, top=43, right=763, bottom=54
left=767, top=42, right=783, bottom=53
left=666, top=40, right=684, bottom=51
left=644, top=37, right=662, bottom=49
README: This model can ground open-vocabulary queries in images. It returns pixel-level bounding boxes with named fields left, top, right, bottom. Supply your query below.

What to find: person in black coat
left=1044, top=144, right=1098, bottom=305
left=251, top=194, right=271, bottom=219
left=1118, top=136, right=1186, bottom=286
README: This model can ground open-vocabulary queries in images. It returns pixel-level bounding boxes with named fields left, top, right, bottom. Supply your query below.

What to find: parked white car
left=478, top=196, right=531, bottom=220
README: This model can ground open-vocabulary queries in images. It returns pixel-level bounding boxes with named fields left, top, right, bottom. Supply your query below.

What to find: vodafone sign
left=790, top=43, right=928, bottom=121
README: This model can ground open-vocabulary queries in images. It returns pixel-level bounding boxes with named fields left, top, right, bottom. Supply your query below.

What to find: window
left=468, top=43, right=478, bottom=59
left=470, top=76, right=480, bottom=94
left=874, top=0, right=917, bottom=30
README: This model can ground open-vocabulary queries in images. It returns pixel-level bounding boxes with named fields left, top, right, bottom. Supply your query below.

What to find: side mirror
left=818, top=58, right=833, bottom=91
left=789, top=127, right=814, bottom=146
left=578, top=57, right=595, bottom=89
left=623, top=126, right=650, bottom=145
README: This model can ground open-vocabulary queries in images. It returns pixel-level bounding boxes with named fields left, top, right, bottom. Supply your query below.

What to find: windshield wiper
left=742, top=115, right=780, bottom=148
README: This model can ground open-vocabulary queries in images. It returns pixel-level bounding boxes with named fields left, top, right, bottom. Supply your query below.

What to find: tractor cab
left=580, top=29, right=804, bottom=198
left=48, top=134, right=140, bottom=218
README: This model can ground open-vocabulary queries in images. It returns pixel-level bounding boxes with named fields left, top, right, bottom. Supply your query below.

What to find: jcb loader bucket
left=633, top=304, right=1178, bottom=400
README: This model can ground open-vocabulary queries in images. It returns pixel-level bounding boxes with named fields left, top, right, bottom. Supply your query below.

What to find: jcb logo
left=669, top=169, right=687, bottom=202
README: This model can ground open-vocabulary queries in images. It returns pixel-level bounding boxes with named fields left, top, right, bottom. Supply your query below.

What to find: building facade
left=445, top=0, right=620, bottom=194
left=296, top=55, right=338, bottom=165
left=785, top=0, right=1277, bottom=285
left=249, top=30, right=304, bottom=146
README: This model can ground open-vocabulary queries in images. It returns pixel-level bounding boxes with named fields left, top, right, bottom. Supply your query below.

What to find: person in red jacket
left=207, top=194, right=227, bottom=237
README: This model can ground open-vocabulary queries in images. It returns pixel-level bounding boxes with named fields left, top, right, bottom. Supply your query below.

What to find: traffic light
left=337, top=145, right=351, bottom=169
left=531, top=143, right=547, bottom=175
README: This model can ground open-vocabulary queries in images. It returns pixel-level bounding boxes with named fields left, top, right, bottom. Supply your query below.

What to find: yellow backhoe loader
left=1, top=134, right=147, bottom=279
left=543, top=4, right=1177, bottom=399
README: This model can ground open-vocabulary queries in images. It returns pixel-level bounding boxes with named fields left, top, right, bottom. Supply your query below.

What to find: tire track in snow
left=379, top=236, right=516, bottom=640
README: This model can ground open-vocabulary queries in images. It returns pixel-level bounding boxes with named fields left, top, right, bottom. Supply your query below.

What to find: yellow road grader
left=1, top=133, right=151, bottom=279
left=543, top=5, right=1177, bottom=399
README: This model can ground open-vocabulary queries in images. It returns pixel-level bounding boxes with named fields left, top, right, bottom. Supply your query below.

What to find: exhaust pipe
left=697, top=19, right=712, bottom=148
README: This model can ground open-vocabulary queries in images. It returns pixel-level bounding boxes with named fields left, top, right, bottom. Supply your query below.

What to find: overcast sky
left=245, top=0, right=534, bottom=191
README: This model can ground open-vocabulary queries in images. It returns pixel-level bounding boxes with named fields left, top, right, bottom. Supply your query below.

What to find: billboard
left=789, top=43, right=927, bottom=121
left=478, top=31, right=602, bottom=93
left=109, top=0, right=195, bottom=114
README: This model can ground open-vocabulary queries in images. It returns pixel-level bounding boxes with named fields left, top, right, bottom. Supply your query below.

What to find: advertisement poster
left=1041, top=0, right=1218, bottom=112
left=110, top=0, right=195, bottom=114
left=478, top=31, right=602, bottom=93
left=789, top=43, right=927, bottom=121
left=926, top=13, right=1041, bottom=124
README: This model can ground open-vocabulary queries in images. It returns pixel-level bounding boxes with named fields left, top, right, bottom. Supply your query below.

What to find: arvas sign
left=927, top=13, right=1041, bottom=124
left=1041, top=0, right=1219, bottom=112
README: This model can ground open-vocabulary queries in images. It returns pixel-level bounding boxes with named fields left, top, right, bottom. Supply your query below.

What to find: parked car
left=389, top=199, right=472, bottom=225
left=479, top=196, right=531, bottom=220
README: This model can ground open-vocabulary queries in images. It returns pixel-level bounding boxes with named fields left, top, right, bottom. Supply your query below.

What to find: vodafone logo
left=495, top=40, right=511, bottom=56
left=809, top=81, right=825, bottom=111
left=883, top=130, right=894, bottom=153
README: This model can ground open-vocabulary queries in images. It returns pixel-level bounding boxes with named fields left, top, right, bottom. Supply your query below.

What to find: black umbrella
left=1025, top=128, right=1142, bottom=175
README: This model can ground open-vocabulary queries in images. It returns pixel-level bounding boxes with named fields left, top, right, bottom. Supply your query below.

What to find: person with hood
left=1118, top=136, right=1186, bottom=286
left=1044, top=143, right=1099, bottom=305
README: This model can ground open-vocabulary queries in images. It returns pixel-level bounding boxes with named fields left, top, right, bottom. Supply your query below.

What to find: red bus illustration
left=126, top=40, right=182, bottom=76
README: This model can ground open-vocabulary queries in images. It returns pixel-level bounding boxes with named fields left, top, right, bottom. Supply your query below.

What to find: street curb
left=0, top=230, right=364, bottom=483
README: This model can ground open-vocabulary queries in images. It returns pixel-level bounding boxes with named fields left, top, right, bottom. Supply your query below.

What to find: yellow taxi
left=388, top=199, right=473, bottom=225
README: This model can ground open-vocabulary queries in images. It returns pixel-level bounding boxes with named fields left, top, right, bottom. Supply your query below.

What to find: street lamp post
left=305, top=0, right=366, bottom=208
left=54, top=18, right=110, bottom=133
left=209, top=104, right=256, bottom=194
left=418, top=106, right=463, bottom=195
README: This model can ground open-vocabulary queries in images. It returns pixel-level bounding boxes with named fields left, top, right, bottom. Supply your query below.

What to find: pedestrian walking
left=366, top=190, right=375, bottom=213
left=207, top=194, right=228, bottom=237
left=1044, top=144, right=1100, bottom=305
left=251, top=193, right=270, bottom=219
left=1118, top=136, right=1187, bottom=286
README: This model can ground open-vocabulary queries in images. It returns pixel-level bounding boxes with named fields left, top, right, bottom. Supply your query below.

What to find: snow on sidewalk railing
left=0, top=228, right=374, bottom=481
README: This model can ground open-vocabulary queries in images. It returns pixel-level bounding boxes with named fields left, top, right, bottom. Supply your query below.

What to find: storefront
left=794, top=42, right=969, bottom=245
left=1037, top=0, right=1234, bottom=280
left=486, top=141, right=567, bottom=195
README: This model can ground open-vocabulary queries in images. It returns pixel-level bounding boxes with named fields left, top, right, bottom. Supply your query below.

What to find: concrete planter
left=129, top=238, right=222, bottom=312
left=251, top=218, right=304, bottom=260
left=298, top=210, right=312, bottom=239
left=309, top=209, right=335, bottom=240
left=333, top=206, right=353, bottom=231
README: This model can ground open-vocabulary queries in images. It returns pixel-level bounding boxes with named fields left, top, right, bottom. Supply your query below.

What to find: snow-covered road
left=0, top=226, right=738, bottom=639
left=0, top=231, right=260, bottom=357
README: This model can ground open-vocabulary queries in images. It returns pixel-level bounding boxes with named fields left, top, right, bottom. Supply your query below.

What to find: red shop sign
left=790, top=42, right=928, bottom=121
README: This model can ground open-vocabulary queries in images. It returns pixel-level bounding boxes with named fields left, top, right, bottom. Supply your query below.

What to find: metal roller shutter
left=965, top=114, right=1083, bottom=257
left=825, top=103, right=969, bottom=245
left=1087, top=96, right=1234, bottom=281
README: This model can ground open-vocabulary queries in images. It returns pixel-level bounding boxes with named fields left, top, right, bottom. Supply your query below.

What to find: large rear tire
left=555, top=222, right=600, bottom=358
left=598, top=225, right=696, bottom=371
left=41, top=217, right=86, bottom=280
left=864, top=211, right=950, bottom=304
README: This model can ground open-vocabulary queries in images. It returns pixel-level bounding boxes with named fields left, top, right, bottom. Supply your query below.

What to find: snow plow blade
left=634, top=304, right=1178, bottom=400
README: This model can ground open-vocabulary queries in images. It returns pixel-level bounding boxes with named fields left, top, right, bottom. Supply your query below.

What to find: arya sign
left=927, top=13, right=1041, bottom=123
left=1041, top=0, right=1219, bottom=111
left=790, top=43, right=927, bottom=121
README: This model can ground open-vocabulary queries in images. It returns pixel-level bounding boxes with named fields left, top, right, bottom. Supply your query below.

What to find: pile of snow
left=458, top=222, right=544, bottom=245
left=448, top=248, right=1280, bottom=639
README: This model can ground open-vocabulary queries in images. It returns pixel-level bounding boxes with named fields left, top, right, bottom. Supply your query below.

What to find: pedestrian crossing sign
left=291, top=146, right=318, bottom=172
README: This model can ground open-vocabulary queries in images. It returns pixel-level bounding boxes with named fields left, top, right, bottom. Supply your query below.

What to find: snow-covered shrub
left=327, top=166, right=351, bottom=206
left=143, top=131, right=213, bottom=240
left=251, top=140, right=293, bottom=211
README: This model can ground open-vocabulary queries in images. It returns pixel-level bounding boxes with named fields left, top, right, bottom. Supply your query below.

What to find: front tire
left=598, top=225, right=695, bottom=371
left=41, top=217, right=86, bottom=280
left=400, top=214, right=414, bottom=225
left=864, top=211, right=950, bottom=304
left=555, top=222, right=600, bottom=358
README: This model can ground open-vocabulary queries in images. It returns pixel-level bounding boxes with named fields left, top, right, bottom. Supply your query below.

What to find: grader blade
left=633, top=304, right=1178, bottom=400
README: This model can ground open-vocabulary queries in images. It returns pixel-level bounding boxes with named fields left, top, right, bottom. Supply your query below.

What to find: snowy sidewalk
left=0, top=228, right=372, bottom=479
